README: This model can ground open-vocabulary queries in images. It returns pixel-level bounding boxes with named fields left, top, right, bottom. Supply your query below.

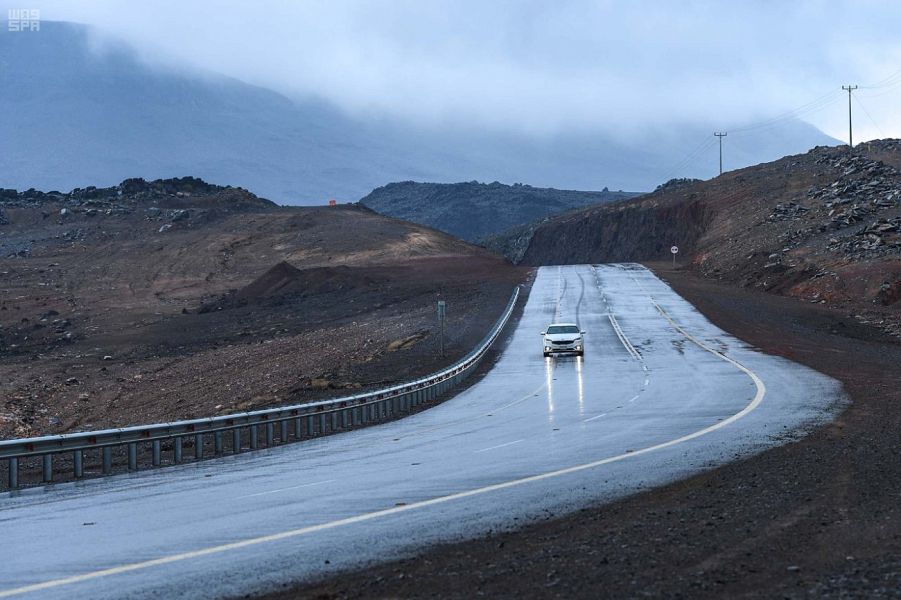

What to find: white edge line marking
left=474, top=439, right=524, bottom=454
left=237, top=479, right=335, bottom=500
left=582, top=413, right=608, bottom=423
left=0, top=271, right=767, bottom=600
left=495, top=382, right=548, bottom=412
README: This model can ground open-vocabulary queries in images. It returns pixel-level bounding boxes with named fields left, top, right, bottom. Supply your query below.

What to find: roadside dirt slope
left=0, top=180, right=521, bottom=439
left=514, top=140, right=901, bottom=339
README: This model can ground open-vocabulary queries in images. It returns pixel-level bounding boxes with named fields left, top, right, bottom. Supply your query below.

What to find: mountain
left=358, top=181, right=641, bottom=242
left=1, top=22, right=840, bottom=205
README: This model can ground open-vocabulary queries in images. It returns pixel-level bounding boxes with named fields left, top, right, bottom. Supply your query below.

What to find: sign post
left=437, top=300, right=446, bottom=357
left=670, top=245, right=679, bottom=268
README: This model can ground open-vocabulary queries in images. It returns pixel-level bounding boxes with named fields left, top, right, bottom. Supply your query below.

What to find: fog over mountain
left=1, top=22, right=839, bottom=204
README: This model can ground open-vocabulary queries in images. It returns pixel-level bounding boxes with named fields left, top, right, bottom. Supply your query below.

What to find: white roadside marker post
left=671, top=245, right=679, bottom=269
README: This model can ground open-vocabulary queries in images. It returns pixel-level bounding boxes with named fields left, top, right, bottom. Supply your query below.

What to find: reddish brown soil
left=263, top=263, right=901, bottom=599
left=0, top=199, right=522, bottom=440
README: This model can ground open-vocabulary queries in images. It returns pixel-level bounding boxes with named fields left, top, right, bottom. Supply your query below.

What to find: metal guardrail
left=1, top=287, right=520, bottom=490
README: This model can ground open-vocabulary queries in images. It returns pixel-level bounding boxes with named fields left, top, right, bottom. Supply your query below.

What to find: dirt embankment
left=0, top=186, right=522, bottom=439
left=514, top=140, right=901, bottom=341
left=520, top=191, right=712, bottom=264
left=271, top=264, right=901, bottom=600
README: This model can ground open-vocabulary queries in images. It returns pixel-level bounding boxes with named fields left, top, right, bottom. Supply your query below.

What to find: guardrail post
left=250, top=426, right=258, bottom=449
left=265, top=423, right=274, bottom=446
left=294, top=418, right=302, bottom=439
left=319, top=414, right=327, bottom=435
left=128, top=443, right=138, bottom=470
left=306, top=415, right=315, bottom=436
left=152, top=440, right=161, bottom=466
left=194, top=434, right=203, bottom=459
left=42, top=454, right=52, bottom=483
left=342, top=409, right=349, bottom=429
left=331, top=411, right=338, bottom=431
left=102, top=447, right=112, bottom=474
left=214, top=431, right=223, bottom=454
left=232, top=428, right=241, bottom=453
left=9, top=458, right=18, bottom=489
left=174, top=437, right=183, bottom=463
left=73, top=450, right=83, bottom=478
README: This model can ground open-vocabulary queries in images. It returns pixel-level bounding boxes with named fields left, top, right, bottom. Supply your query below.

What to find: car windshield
left=546, top=325, right=579, bottom=334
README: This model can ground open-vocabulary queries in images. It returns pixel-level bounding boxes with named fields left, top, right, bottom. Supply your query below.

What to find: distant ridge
left=359, top=180, right=642, bottom=242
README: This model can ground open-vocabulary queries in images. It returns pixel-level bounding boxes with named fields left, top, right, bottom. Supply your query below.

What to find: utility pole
left=842, top=84, right=858, bottom=148
left=714, top=132, right=727, bottom=175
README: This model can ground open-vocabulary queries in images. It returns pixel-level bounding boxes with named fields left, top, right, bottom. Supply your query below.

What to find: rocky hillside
left=503, top=139, right=901, bottom=335
left=0, top=182, right=520, bottom=439
left=359, top=180, right=641, bottom=242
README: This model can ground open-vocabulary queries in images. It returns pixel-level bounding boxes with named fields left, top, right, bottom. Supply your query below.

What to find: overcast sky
left=11, top=1, right=901, bottom=142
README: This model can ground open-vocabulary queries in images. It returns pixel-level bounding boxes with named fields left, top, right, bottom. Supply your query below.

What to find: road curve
left=0, top=264, right=842, bottom=599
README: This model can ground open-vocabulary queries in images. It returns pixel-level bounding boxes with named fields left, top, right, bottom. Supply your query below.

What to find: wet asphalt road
left=0, top=264, right=842, bottom=599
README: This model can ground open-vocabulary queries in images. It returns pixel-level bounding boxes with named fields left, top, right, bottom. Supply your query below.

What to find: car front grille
left=552, top=340, right=575, bottom=345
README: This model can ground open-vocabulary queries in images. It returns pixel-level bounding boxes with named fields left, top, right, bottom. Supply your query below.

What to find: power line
left=729, top=89, right=843, bottom=133
left=858, top=84, right=901, bottom=99
left=659, top=67, right=899, bottom=183
left=859, top=68, right=901, bottom=90
left=853, top=94, right=886, bottom=138
left=656, top=91, right=842, bottom=183
left=659, top=137, right=718, bottom=183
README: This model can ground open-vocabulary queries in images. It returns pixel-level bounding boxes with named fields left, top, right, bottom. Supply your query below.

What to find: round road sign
left=670, top=245, right=679, bottom=254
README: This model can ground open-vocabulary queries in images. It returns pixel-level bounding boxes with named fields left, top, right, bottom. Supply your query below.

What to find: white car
left=541, top=323, right=585, bottom=357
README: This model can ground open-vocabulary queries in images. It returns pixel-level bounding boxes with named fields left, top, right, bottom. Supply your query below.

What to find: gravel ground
left=0, top=203, right=522, bottom=441
left=260, top=263, right=900, bottom=599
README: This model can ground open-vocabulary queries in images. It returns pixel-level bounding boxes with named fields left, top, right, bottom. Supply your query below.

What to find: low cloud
left=11, top=0, right=901, bottom=141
